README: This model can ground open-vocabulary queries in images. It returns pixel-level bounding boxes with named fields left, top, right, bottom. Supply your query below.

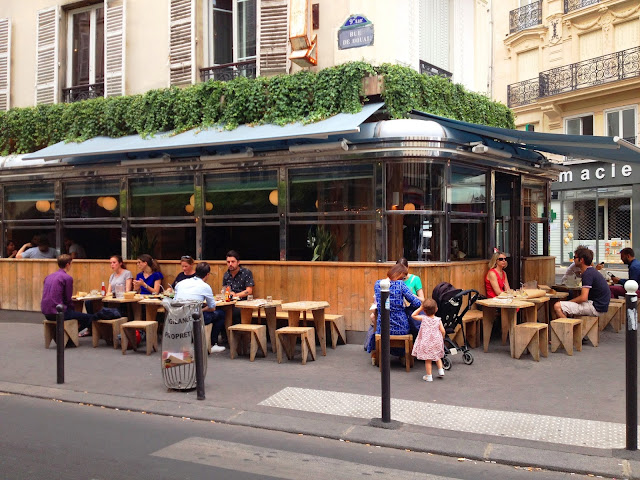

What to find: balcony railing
left=564, top=0, right=600, bottom=14
left=419, top=60, right=452, bottom=79
left=62, top=82, right=104, bottom=103
left=507, top=46, right=640, bottom=107
left=200, top=60, right=257, bottom=82
left=509, top=1, right=542, bottom=34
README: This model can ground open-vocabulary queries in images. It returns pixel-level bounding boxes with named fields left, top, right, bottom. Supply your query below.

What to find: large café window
left=129, top=176, right=195, bottom=260
left=448, top=166, right=486, bottom=260
left=385, top=162, right=445, bottom=261
left=62, top=179, right=121, bottom=259
left=3, top=184, right=55, bottom=254
left=203, top=170, right=279, bottom=260
left=288, top=164, right=375, bottom=261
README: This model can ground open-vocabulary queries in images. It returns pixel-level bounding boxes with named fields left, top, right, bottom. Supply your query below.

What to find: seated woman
left=106, top=255, right=133, bottom=297
left=166, top=255, right=196, bottom=293
left=366, top=263, right=422, bottom=361
left=133, top=254, right=164, bottom=295
left=397, top=257, right=425, bottom=338
left=485, top=252, right=511, bottom=298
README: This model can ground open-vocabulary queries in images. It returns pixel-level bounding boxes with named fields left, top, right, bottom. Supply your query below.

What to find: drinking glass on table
left=266, top=295, right=273, bottom=303
left=115, top=284, right=125, bottom=299
left=247, top=295, right=254, bottom=301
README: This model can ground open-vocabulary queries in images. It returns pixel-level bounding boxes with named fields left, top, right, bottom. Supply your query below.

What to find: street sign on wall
left=338, top=14, right=374, bottom=50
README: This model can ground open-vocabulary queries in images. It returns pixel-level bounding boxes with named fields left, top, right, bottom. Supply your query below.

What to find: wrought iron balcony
left=200, top=60, right=257, bottom=82
left=419, top=60, right=452, bottom=79
left=507, top=46, right=640, bottom=107
left=564, top=0, right=600, bottom=14
left=62, top=82, right=105, bottom=103
left=509, top=1, right=542, bottom=34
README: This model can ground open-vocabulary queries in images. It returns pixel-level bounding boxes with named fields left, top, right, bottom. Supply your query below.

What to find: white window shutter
left=0, top=18, right=10, bottom=111
left=258, top=0, right=288, bottom=76
left=105, top=0, right=125, bottom=97
left=35, top=7, right=59, bottom=105
left=169, top=0, right=195, bottom=86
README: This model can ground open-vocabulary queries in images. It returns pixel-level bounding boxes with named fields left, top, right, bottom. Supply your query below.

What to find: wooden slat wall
left=0, top=257, right=553, bottom=331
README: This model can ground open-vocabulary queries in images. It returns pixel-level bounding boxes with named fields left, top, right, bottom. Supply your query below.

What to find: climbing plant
left=0, top=61, right=514, bottom=156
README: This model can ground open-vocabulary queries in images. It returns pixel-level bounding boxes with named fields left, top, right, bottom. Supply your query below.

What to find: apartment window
left=67, top=5, right=104, bottom=88
left=209, top=0, right=256, bottom=65
left=606, top=106, right=637, bottom=144
left=566, top=115, right=594, bottom=136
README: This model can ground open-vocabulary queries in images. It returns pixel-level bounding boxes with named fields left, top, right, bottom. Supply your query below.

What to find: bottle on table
left=101, top=282, right=106, bottom=297
left=225, top=285, right=231, bottom=301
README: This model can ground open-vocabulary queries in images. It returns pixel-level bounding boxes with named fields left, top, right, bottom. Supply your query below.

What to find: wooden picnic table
left=281, top=301, right=330, bottom=356
left=71, top=294, right=103, bottom=314
left=476, top=297, right=535, bottom=358
left=235, top=299, right=282, bottom=353
left=102, top=296, right=143, bottom=321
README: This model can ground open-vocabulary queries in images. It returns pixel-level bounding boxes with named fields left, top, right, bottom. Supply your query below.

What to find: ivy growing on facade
left=0, top=61, right=514, bottom=156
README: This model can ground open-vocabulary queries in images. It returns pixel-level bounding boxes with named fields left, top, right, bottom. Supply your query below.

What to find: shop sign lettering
left=557, top=163, right=632, bottom=183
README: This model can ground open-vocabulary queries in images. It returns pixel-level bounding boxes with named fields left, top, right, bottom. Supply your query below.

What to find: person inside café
left=64, top=236, right=87, bottom=259
left=553, top=246, right=610, bottom=319
left=366, top=263, right=422, bottom=363
left=174, top=262, right=226, bottom=353
left=485, top=251, right=512, bottom=298
left=608, top=247, right=640, bottom=298
left=132, top=254, right=164, bottom=295
left=397, top=257, right=425, bottom=337
left=16, top=235, right=58, bottom=259
left=166, top=255, right=197, bottom=293
left=5, top=240, right=17, bottom=258
left=222, top=250, right=254, bottom=325
left=41, top=254, right=94, bottom=334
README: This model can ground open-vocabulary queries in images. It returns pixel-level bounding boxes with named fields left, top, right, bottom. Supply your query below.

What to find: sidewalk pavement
left=2, top=311, right=640, bottom=478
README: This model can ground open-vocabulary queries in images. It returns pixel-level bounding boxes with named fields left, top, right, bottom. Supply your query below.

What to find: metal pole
left=192, top=312, right=206, bottom=401
left=625, top=280, right=638, bottom=451
left=56, top=304, right=64, bottom=384
left=380, top=278, right=391, bottom=423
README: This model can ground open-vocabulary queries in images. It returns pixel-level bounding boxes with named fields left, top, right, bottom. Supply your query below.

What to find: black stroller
left=432, top=282, right=480, bottom=370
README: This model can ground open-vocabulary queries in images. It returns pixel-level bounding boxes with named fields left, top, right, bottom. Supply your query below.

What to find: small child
left=411, top=298, right=446, bottom=382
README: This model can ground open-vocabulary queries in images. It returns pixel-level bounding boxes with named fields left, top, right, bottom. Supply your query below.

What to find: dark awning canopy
left=410, top=110, right=640, bottom=164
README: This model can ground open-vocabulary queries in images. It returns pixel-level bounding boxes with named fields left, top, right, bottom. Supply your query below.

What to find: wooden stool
left=578, top=316, right=599, bottom=347
left=228, top=324, right=267, bottom=361
left=374, top=334, right=414, bottom=372
left=92, top=317, right=128, bottom=349
left=550, top=318, right=582, bottom=355
left=204, top=323, right=213, bottom=353
left=451, top=310, right=482, bottom=348
left=609, top=298, right=625, bottom=332
left=598, top=302, right=622, bottom=332
left=275, top=326, right=316, bottom=364
left=325, top=314, right=347, bottom=348
left=514, top=323, right=548, bottom=360
left=121, top=321, right=158, bottom=355
left=43, top=319, right=79, bottom=348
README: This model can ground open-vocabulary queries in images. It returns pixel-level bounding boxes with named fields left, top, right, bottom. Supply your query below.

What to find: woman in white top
left=106, top=255, right=133, bottom=296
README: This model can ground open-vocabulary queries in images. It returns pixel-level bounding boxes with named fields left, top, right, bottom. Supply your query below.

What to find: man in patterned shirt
left=222, top=250, right=254, bottom=325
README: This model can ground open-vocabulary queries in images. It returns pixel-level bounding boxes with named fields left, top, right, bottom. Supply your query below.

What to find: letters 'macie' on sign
left=558, top=163, right=633, bottom=183
left=338, top=14, right=374, bottom=50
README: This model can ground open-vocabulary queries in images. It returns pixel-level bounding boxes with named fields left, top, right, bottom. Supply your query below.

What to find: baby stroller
left=432, top=282, right=480, bottom=370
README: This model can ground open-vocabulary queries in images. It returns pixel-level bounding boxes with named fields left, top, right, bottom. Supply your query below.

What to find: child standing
left=411, top=298, right=446, bottom=382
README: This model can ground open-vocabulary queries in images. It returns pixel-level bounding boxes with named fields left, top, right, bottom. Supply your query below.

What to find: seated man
left=174, top=262, right=226, bottom=353
left=222, top=250, right=254, bottom=325
left=17, top=236, right=57, bottom=259
left=41, top=254, right=94, bottom=334
left=609, top=248, right=640, bottom=298
left=553, top=246, right=610, bottom=319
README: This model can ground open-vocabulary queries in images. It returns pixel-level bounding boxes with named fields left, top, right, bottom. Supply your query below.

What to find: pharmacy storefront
left=551, top=161, right=640, bottom=266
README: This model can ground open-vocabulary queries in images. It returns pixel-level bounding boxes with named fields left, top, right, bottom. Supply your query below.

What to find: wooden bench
left=514, top=322, right=548, bottom=361
left=373, top=334, right=414, bottom=372
left=92, top=317, right=128, bottom=349
left=577, top=316, right=599, bottom=347
left=228, top=324, right=267, bottom=361
left=275, top=326, right=316, bottom=364
left=609, top=298, right=625, bottom=332
left=251, top=310, right=346, bottom=348
left=550, top=318, right=582, bottom=356
left=598, top=302, right=623, bottom=332
left=43, top=319, right=79, bottom=349
left=120, top=321, right=158, bottom=355
left=449, top=310, right=482, bottom=348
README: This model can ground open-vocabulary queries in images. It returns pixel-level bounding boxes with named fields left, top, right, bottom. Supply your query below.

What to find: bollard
left=625, top=280, right=638, bottom=451
left=192, top=312, right=206, bottom=400
left=56, top=304, right=64, bottom=384
left=379, top=278, right=391, bottom=423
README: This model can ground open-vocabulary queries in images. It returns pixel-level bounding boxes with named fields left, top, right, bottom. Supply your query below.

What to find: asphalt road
left=0, top=393, right=600, bottom=480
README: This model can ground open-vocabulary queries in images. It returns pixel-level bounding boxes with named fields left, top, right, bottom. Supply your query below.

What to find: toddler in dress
left=411, top=298, right=446, bottom=382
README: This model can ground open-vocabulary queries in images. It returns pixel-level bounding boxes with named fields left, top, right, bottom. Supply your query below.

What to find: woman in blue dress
left=132, top=254, right=164, bottom=294
left=367, top=263, right=422, bottom=358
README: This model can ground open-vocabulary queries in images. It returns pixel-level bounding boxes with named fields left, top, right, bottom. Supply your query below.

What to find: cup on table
left=115, top=284, right=125, bottom=299
left=247, top=295, right=254, bottom=301
left=266, top=295, right=273, bottom=303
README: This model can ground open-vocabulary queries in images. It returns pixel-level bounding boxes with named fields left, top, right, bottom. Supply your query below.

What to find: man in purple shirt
left=41, top=254, right=93, bottom=332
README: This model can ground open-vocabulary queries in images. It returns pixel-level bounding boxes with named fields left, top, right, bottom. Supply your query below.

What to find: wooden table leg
left=312, top=308, right=327, bottom=356
left=264, top=306, right=277, bottom=353
left=240, top=308, right=253, bottom=324
left=131, top=303, right=142, bottom=321
left=222, top=305, right=233, bottom=339
left=507, top=309, right=518, bottom=358
left=146, top=304, right=159, bottom=322
left=482, top=307, right=496, bottom=352
left=287, top=311, right=301, bottom=327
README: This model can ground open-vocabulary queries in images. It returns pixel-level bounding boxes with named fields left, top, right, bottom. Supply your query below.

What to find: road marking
left=259, top=387, right=635, bottom=449
left=152, top=437, right=458, bottom=479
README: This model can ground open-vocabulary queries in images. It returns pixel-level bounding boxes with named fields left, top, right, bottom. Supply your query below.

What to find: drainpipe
left=488, top=0, right=494, bottom=98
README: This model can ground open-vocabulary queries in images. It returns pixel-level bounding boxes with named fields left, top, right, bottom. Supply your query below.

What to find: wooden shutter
left=517, top=49, right=538, bottom=82
left=615, top=19, right=639, bottom=52
left=579, top=29, right=602, bottom=61
left=169, top=0, right=195, bottom=86
left=419, top=0, right=450, bottom=71
left=35, top=7, right=59, bottom=105
left=258, top=0, right=288, bottom=76
left=105, top=0, right=125, bottom=97
left=0, top=18, right=10, bottom=111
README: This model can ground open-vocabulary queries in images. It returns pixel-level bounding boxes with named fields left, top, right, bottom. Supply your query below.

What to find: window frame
left=564, top=113, right=594, bottom=136
left=65, top=3, right=104, bottom=88
left=207, top=0, right=256, bottom=66
left=604, top=104, right=637, bottom=145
